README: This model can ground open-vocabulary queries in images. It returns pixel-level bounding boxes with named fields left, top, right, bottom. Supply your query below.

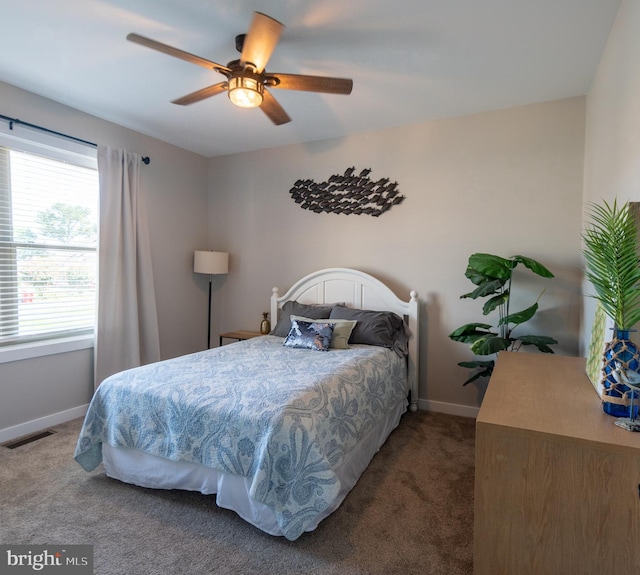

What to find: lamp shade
left=194, top=251, right=229, bottom=275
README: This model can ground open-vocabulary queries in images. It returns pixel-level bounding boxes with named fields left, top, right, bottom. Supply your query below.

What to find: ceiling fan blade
left=268, top=73, right=353, bottom=95
left=240, top=12, right=284, bottom=73
left=171, top=82, right=228, bottom=106
left=127, top=33, right=230, bottom=75
left=260, top=89, right=291, bottom=125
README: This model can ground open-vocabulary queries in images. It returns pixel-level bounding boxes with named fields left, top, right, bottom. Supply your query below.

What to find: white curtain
left=94, top=146, right=160, bottom=387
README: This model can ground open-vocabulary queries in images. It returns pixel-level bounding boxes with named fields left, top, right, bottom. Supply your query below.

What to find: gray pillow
left=271, top=301, right=335, bottom=337
left=328, top=305, right=409, bottom=355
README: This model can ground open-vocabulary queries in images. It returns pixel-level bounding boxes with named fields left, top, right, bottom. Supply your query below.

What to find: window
left=0, top=132, right=98, bottom=347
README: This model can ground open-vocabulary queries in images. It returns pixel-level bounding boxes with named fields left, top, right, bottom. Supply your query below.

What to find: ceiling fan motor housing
left=235, top=34, right=246, bottom=53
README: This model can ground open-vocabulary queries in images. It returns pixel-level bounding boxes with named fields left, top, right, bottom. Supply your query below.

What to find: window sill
left=0, top=335, right=94, bottom=365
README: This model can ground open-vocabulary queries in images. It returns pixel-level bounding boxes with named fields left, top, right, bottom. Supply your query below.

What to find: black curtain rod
left=0, top=113, right=150, bottom=165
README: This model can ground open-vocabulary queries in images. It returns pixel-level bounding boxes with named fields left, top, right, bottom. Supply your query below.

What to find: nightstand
left=219, top=330, right=263, bottom=346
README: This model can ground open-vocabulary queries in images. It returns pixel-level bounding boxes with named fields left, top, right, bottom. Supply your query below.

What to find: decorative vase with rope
left=601, top=329, right=640, bottom=417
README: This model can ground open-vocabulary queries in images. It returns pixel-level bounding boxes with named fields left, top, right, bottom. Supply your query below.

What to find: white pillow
left=290, top=315, right=357, bottom=349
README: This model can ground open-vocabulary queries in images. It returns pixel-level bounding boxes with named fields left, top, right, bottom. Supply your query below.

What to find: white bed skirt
left=102, top=398, right=407, bottom=537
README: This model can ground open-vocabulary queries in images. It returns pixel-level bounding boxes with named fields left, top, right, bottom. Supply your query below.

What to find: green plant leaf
left=517, top=335, right=558, bottom=353
left=512, top=255, right=555, bottom=278
left=461, top=279, right=506, bottom=300
left=470, top=335, right=511, bottom=355
left=482, top=291, right=509, bottom=315
left=457, top=360, right=495, bottom=385
left=498, top=303, right=538, bottom=326
left=463, top=369, right=494, bottom=385
left=467, top=253, right=515, bottom=280
left=464, top=267, right=491, bottom=286
left=449, top=323, right=495, bottom=343
left=458, top=360, right=495, bottom=369
left=462, top=372, right=485, bottom=385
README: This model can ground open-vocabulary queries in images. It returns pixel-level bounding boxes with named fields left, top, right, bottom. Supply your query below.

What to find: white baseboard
left=417, top=398, right=479, bottom=419
left=0, top=404, right=89, bottom=444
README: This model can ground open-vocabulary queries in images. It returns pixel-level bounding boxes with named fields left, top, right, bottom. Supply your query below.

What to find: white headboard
left=270, top=268, right=419, bottom=411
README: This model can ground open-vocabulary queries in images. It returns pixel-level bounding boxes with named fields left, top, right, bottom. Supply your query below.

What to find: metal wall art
left=289, top=168, right=405, bottom=217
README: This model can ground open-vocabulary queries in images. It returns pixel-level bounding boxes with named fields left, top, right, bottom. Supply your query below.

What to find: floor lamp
left=194, top=250, right=229, bottom=349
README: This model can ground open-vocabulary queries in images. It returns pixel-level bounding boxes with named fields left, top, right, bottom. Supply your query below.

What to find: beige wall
left=582, top=0, right=640, bottom=350
left=0, top=81, right=210, bottom=435
left=208, top=97, right=585, bottom=412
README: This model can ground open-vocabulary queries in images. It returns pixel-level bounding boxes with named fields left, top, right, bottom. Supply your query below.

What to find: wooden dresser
left=474, top=351, right=640, bottom=574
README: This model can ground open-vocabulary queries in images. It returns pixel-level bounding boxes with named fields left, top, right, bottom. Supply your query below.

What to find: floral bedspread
left=74, top=335, right=407, bottom=540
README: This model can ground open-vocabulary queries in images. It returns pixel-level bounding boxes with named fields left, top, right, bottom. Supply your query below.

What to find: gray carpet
left=0, top=411, right=475, bottom=575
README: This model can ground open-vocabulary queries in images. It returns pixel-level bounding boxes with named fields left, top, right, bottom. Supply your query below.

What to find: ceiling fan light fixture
left=228, top=73, right=264, bottom=108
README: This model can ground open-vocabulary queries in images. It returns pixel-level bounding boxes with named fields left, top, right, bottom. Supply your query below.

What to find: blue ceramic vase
left=601, top=328, right=640, bottom=417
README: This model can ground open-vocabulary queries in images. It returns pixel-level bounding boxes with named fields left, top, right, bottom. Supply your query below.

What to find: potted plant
left=449, top=253, right=558, bottom=385
left=582, top=199, right=640, bottom=416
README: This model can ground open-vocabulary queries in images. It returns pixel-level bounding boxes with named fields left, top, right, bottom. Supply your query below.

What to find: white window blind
left=0, top=140, right=98, bottom=347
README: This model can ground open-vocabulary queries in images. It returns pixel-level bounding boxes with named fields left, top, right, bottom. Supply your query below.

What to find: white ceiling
left=0, top=0, right=620, bottom=158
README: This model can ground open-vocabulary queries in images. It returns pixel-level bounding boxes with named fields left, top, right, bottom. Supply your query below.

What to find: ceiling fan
left=127, top=11, right=353, bottom=126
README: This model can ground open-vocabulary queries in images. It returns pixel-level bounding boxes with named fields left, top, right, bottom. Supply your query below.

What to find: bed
left=75, top=268, right=419, bottom=540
